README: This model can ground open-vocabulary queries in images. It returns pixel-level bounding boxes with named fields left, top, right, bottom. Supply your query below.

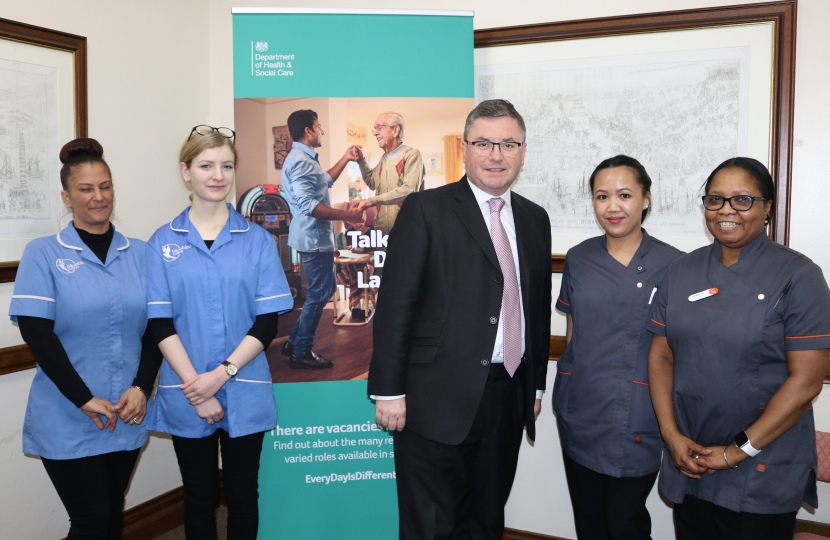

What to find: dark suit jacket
left=368, top=178, right=552, bottom=445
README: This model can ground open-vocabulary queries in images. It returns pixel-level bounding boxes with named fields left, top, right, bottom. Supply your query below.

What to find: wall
left=207, top=1, right=830, bottom=539
left=0, top=1, right=209, bottom=538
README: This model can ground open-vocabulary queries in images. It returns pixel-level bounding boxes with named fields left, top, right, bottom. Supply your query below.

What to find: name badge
left=689, top=288, right=718, bottom=302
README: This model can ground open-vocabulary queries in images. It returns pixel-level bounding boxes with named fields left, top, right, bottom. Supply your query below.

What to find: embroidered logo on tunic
left=161, top=244, right=192, bottom=262
left=56, top=258, right=84, bottom=274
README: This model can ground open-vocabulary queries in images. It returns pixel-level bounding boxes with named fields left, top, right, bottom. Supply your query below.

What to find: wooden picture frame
left=476, top=1, right=797, bottom=272
left=0, top=18, right=86, bottom=375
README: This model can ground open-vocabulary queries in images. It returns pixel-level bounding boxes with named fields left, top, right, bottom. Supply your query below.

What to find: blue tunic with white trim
left=647, top=232, right=830, bottom=513
left=9, top=223, right=149, bottom=459
left=144, top=204, right=293, bottom=438
left=554, top=230, right=682, bottom=477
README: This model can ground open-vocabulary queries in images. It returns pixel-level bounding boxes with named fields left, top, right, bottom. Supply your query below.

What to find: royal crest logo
left=56, top=258, right=84, bottom=274
left=255, top=41, right=268, bottom=53
left=161, top=244, right=192, bottom=262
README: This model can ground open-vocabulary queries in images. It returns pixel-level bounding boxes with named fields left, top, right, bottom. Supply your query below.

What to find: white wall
left=0, top=1, right=209, bottom=538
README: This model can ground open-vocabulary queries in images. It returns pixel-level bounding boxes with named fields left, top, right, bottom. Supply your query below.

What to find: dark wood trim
left=0, top=343, right=35, bottom=375
left=551, top=254, right=565, bottom=274
left=794, top=518, right=830, bottom=536
left=121, top=486, right=184, bottom=540
left=477, top=1, right=797, bottom=247
left=0, top=261, right=19, bottom=283
left=504, top=529, right=570, bottom=540
left=549, top=335, right=567, bottom=361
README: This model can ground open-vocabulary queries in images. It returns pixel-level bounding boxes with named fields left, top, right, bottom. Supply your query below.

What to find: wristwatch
left=222, top=361, right=238, bottom=378
left=734, top=431, right=761, bottom=457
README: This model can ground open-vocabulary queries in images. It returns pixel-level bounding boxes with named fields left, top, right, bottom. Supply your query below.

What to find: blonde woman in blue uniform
left=10, top=138, right=160, bottom=539
left=554, top=155, right=682, bottom=539
left=145, top=127, right=293, bottom=540
left=648, top=157, right=830, bottom=539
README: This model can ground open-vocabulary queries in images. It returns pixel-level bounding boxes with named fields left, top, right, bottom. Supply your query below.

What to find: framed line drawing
left=474, top=2, right=796, bottom=272
left=0, top=17, right=87, bottom=283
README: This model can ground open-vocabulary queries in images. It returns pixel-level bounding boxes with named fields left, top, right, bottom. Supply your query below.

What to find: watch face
left=735, top=431, right=749, bottom=447
left=225, top=363, right=238, bottom=376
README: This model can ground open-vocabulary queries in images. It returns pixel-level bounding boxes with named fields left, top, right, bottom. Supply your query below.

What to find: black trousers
left=171, top=429, right=265, bottom=540
left=674, top=495, right=797, bottom=540
left=42, top=448, right=141, bottom=540
left=562, top=453, right=658, bottom=540
left=393, top=362, right=525, bottom=540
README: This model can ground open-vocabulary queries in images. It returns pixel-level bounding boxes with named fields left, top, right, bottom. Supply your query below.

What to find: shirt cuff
left=535, top=390, right=544, bottom=400
left=370, top=395, right=405, bottom=401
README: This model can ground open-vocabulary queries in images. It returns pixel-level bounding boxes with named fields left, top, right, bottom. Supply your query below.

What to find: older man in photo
left=354, top=112, right=425, bottom=235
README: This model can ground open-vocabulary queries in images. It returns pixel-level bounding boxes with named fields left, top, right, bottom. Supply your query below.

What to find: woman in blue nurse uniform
left=144, top=126, right=293, bottom=540
left=648, top=157, right=830, bottom=540
left=554, top=155, right=682, bottom=539
left=9, top=138, right=160, bottom=539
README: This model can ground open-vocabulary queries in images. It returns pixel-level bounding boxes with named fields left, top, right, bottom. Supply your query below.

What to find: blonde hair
left=179, top=131, right=238, bottom=168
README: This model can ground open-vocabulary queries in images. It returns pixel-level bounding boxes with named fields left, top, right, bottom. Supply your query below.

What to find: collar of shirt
left=291, top=141, right=319, bottom=161
left=466, top=178, right=512, bottom=213
left=384, top=143, right=406, bottom=162
left=600, top=227, right=653, bottom=260
left=711, top=230, right=768, bottom=265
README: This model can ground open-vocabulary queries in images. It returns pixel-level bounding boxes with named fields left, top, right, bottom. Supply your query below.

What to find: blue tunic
left=9, top=223, right=149, bottom=459
left=144, top=204, right=294, bottom=438
left=554, top=230, right=682, bottom=477
left=647, top=232, right=830, bottom=513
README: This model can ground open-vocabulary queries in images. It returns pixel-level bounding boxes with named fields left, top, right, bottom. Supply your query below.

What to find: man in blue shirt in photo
left=280, top=109, right=364, bottom=369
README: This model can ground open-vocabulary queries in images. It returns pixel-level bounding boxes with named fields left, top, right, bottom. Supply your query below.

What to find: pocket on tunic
left=552, top=362, right=573, bottom=417
left=627, top=380, right=660, bottom=436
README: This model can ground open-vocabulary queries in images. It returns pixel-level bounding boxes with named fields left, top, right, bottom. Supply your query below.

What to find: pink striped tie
left=487, top=197, right=521, bottom=377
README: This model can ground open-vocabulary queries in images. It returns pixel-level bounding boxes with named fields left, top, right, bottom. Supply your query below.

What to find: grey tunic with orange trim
left=554, top=230, right=682, bottom=478
left=647, top=232, right=830, bottom=514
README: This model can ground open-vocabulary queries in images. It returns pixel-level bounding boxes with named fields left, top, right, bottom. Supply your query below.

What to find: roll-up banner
left=232, top=8, right=473, bottom=538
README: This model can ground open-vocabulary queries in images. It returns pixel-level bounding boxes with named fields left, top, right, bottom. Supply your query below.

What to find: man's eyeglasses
left=373, top=124, right=391, bottom=131
left=465, top=140, right=524, bottom=157
left=189, top=125, right=235, bottom=141
left=701, top=195, right=767, bottom=211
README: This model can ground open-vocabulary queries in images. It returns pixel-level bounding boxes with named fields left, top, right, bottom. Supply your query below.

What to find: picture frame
left=0, top=17, right=87, bottom=283
left=0, top=18, right=86, bottom=376
left=474, top=1, right=796, bottom=273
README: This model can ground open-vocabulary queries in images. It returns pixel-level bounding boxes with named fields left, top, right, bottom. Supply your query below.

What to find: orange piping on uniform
left=558, top=370, right=572, bottom=376
left=786, top=334, right=830, bottom=339
left=651, top=318, right=666, bottom=327
left=633, top=380, right=649, bottom=386
left=557, top=297, right=570, bottom=307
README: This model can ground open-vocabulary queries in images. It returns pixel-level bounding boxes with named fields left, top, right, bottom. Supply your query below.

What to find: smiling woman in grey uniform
left=648, top=157, right=830, bottom=540
left=554, top=155, right=682, bottom=539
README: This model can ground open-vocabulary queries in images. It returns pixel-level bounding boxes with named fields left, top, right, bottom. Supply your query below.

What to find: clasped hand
left=181, top=368, right=229, bottom=406
left=665, top=432, right=748, bottom=478
left=81, top=386, right=147, bottom=432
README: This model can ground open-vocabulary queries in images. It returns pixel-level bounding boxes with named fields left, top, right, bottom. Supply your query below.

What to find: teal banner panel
left=258, top=381, right=397, bottom=539
left=233, top=12, right=473, bottom=98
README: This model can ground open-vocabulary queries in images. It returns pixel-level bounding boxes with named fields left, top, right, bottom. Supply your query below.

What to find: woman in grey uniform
left=554, top=155, right=682, bottom=539
left=648, top=157, right=830, bottom=540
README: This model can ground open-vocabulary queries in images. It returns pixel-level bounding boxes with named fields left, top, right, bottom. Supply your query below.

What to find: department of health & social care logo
left=255, top=41, right=268, bottom=52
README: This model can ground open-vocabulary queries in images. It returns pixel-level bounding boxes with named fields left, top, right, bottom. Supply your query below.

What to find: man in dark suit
left=368, top=99, right=552, bottom=540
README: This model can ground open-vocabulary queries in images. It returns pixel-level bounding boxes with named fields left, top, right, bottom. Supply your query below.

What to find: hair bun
left=59, top=138, right=104, bottom=164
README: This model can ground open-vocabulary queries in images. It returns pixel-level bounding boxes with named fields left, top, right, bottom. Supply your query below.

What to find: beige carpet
left=154, top=506, right=227, bottom=540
